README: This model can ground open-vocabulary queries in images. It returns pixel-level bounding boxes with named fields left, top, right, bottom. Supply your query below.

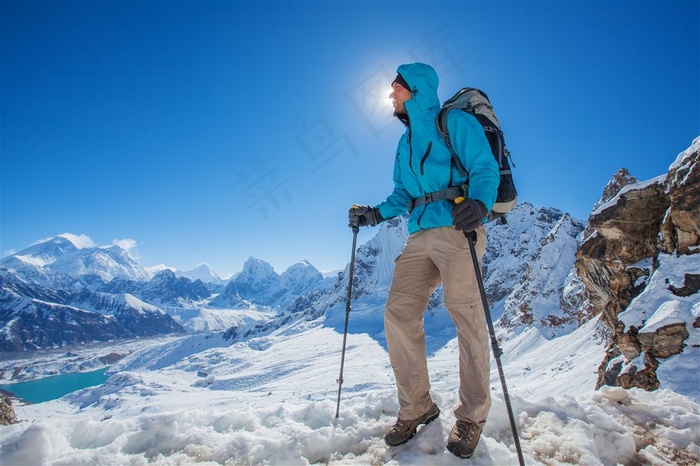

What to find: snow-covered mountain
left=0, top=238, right=333, bottom=350
left=70, top=291, right=185, bottom=337
left=3, top=235, right=80, bottom=269
left=0, top=243, right=190, bottom=351
left=138, top=270, right=211, bottom=306
left=280, top=260, right=325, bottom=296
left=228, top=257, right=282, bottom=304
left=497, top=209, right=586, bottom=337
left=0, top=270, right=185, bottom=351
left=176, top=264, right=225, bottom=285
left=49, top=245, right=149, bottom=283
left=0, top=235, right=149, bottom=289
left=210, top=257, right=327, bottom=309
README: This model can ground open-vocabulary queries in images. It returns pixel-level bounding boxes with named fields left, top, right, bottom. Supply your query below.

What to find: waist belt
left=407, top=185, right=467, bottom=212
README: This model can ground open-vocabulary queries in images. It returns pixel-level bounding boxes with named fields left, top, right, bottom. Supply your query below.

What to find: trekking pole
left=463, top=227, right=525, bottom=466
left=335, top=223, right=359, bottom=419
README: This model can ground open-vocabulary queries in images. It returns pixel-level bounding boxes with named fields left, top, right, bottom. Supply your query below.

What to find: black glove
left=348, top=205, right=381, bottom=228
left=451, top=198, right=488, bottom=233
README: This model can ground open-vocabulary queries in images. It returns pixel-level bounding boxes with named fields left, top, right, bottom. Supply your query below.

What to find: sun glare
left=377, top=78, right=394, bottom=113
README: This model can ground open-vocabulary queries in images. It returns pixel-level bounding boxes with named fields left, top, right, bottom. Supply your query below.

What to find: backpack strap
left=436, top=107, right=468, bottom=178
left=407, top=184, right=468, bottom=212
left=472, top=114, right=506, bottom=167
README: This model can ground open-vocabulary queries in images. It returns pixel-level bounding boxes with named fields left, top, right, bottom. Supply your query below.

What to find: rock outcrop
left=0, top=392, right=18, bottom=425
left=575, top=137, right=700, bottom=391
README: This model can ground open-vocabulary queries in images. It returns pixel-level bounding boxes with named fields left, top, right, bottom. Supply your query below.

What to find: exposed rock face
left=581, top=168, right=639, bottom=240
left=637, top=323, right=689, bottom=358
left=0, top=392, right=17, bottom=425
left=592, top=167, right=639, bottom=213
left=575, top=137, right=700, bottom=392
left=661, top=140, right=700, bottom=255
left=577, top=178, right=669, bottom=330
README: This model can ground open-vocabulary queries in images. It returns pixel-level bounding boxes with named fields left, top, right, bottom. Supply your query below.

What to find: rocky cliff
left=0, top=392, right=16, bottom=426
left=575, top=137, right=700, bottom=391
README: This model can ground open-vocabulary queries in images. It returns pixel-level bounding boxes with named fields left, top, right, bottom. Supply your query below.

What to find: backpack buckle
left=458, top=184, right=468, bottom=198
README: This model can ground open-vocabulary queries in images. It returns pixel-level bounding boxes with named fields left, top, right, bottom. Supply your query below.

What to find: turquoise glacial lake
left=0, top=368, right=110, bottom=403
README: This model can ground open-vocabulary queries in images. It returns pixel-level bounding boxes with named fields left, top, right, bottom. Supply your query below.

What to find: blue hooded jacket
left=375, top=63, right=499, bottom=234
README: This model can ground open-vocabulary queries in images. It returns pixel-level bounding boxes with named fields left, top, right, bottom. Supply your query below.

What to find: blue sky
left=2, top=1, right=698, bottom=278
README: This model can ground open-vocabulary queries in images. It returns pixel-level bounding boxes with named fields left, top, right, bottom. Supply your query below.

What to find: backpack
left=436, top=87, right=517, bottom=222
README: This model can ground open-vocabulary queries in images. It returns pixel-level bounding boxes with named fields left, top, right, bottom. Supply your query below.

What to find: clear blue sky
left=2, top=1, right=698, bottom=278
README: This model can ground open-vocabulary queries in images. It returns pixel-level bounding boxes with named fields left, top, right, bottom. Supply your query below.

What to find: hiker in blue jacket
left=349, top=62, right=499, bottom=459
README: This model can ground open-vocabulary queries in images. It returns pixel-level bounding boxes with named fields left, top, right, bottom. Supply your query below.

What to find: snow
left=618, top=253, right=700, bottom=341
left=172, top=306, right=272, bottom=334
left=642, top=300, right=689, bottom=333
left=58, top=233, right=96, bottom=249
left=2, top=317, right=698, bottom=465
left=176, top=263, right=223, bottom=284
left=2, top=234, right=151, bottom=284
left=656, top=346, right=700, bottom=400
left=49, top=245, right=151, bottom=282
left=669, top=136, right=700, bottom=172
left=122, top=293, right=163, bottom=315
left=501, top=212, right=584, bottom=337
left=11, top=254, right=52, bottom=269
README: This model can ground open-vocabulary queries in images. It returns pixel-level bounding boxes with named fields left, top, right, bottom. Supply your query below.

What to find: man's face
left=390, top=82, right=412, bottom=116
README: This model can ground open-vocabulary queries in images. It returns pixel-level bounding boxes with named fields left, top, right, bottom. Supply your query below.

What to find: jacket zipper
left=406, top=114, right=418, bottom=178
left=419, top=141, right=432, bottom=175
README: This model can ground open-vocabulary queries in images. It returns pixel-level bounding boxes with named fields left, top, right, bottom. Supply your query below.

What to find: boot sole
left=446, top=442, right=475, bottom=459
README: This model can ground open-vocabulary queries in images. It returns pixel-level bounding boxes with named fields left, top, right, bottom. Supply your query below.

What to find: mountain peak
left=592, top=168, right=639, bottom=213
left=176, top=263, right=222, bottom=284
left=282, top=260, right=316, bottom=273
left=1, top=236, right=80, bottom=269
left=48, top=246, right=150, bottom=282
left=146, top=264, right=175, bottom=277
left=281, top=261, right=323, bottom=289
left=240, top=257, right=277, bottom=278
left=192, top=263, right=214, bottom=273
left=152, top=268, right=177, bottom=280
left=56, top=233, right=95, bottom=249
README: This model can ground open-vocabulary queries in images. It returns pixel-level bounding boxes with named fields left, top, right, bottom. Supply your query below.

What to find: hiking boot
left=446, top=420, right=483, bottom=459
left=384, top=402, right=440, bottom=446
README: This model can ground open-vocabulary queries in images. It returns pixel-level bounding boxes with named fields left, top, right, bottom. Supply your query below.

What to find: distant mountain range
left=0, top=231, right=338, bottom=351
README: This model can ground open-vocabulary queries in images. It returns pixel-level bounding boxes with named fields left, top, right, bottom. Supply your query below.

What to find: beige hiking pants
left=384, top=225, right=491, bottom=425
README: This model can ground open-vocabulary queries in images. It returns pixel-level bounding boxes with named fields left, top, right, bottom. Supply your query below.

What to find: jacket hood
left=396, top=63, right=441, bottom=114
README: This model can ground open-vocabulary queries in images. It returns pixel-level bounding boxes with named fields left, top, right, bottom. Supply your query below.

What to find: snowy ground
left=2, top=317, right=698, bottom=465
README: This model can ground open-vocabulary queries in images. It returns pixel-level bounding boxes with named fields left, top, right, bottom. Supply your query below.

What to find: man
left=348, top=62, right=499, bottom=459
